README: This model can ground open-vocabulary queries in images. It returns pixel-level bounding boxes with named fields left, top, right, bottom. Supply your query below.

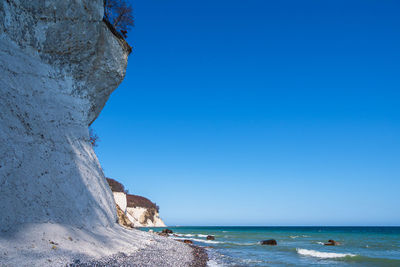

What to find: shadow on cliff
left=0, top=133, right=119, bottom=236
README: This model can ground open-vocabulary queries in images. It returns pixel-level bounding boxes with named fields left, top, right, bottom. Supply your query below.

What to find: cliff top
left=106, top=178, right=126, bottom=193
left=127, top=194, right=159, bottom=211
left=105, top=178, right=159, bottom=211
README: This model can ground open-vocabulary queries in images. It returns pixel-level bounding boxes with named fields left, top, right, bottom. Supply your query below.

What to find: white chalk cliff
left=0, top=0, right=129, bottom=230
left=0, top=1, right=192, bottom=266
left=112, top=192, right=166, bottom=227
left=127, top=206, right=166, bottom=227
left=107, top=178, right=166, bottom=227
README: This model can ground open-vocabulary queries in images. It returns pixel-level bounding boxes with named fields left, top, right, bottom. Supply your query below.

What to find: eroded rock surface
left=0, top=0, right=130, bottom=231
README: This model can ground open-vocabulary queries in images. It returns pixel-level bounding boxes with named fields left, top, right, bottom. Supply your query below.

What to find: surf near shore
left=140, top=226, right=400, bottom=266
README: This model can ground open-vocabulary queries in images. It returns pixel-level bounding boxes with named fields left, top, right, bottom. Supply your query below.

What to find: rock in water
left=0, top=0, right=130, bottom=231
left=206, top=235, right=215, bottom=240
left=324, top=239, right=341, bottom=246
left=260, top=239, right=278, bottom=245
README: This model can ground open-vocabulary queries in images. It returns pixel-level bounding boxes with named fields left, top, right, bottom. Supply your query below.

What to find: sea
left=139, top=226, right=400, bottom=266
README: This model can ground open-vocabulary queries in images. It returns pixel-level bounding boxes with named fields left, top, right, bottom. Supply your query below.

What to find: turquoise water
left=140, top=227, right=400, bottom=266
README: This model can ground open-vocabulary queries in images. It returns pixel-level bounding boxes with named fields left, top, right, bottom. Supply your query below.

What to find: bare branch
left=104, top=0, right=134, bottom=38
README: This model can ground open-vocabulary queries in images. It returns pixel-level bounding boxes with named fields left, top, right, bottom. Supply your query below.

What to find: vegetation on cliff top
left=104, top=0, right=134, bottom=38
left=106, top=178, right=160, bottom=212
left=127, top=194, right=160, bottom=212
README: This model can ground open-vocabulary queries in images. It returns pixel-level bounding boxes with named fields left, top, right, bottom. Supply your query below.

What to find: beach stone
left=162, top=229, right=173, bottom=234
left=183, top=240, right=193, bottom=244
left=261, top=239, right=277, bottom=245
left=158, top=232, right=169, bottom=237
left=206, top=235, right=215, bottom=240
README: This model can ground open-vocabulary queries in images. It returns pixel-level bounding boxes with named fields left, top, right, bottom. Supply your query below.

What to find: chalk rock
left=0, top=0, right=130, bottom=231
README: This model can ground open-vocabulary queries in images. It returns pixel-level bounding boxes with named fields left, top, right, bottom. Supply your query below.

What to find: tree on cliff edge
left=104, top=0, right=134, bottom=38
left=89, top=127, right=99, bottom=147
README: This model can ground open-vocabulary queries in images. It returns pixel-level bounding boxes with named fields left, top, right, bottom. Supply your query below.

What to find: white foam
left=197, top=234, right=208, bottom=237
left=191, top=238, right=221, bottom=244
left=207, top=259, right=221, bottom=267
left=290, top=235, right=299, bottom=239
left=296, top=248, right=356, bottom=259
left=173, top=237, right=221, bottom=244
left=229, top=242, right=258, bottom=246
left=242, top=258, right=262, bottom=264
left=174, top=233, right=195, bottom=237
left=316, top=242, right=324, bottom=245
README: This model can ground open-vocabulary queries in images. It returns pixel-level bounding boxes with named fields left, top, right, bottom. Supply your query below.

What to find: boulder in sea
left=162, top=229, right=173, bottom=234
left=324, top=239, right=341, bottom=246
left=183, top=240, right=193, bottom=244
left=206, top=235, right=215, bottom=240
left=260, top=239, right=277, bottom=245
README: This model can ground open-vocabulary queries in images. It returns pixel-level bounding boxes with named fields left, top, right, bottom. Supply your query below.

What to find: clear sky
left=93, top=0, right=400, bottom=226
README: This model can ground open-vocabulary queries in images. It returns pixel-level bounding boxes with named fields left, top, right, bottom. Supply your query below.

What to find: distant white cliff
left=107, top=178, right=166, bottom=227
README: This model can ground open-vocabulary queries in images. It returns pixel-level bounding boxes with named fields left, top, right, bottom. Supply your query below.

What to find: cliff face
left=126, top=206, right=166, bottom=227
left=0, top=0, right=130, bottom=231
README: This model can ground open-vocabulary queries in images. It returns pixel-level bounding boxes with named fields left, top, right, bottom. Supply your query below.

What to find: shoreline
left=67, top=240, right=209, bottom=267
left=189, top=245, right=209, bottom=267
left=0, top=224, right=207, bottom=267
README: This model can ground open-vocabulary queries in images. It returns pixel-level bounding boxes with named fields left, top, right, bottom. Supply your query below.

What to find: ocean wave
left=289, top=235, right=299, bottom=239
left=174, top=233, right=195, bottom=237
left=197, top=234, right=208, bottom=238
left=173, top=237, right=259, bottom=246
left=191, top=238, right=221, bottom=244
left=231, top=242, right=258, bottom=246
left=173, top=237, right=221, bottom=244
left=206, top=259, right=220, bottom=267
left=296, top=248, right=356, bottom=259
left=241, top=258, right=263, bottom=264
left=316, top=242, right=324, bottom=245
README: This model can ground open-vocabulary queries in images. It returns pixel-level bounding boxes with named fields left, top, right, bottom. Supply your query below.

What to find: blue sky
left=93, top=0, right=400, bottom=226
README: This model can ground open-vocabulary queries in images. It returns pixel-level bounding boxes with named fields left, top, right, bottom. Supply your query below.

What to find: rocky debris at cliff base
left=260, top=239, right=277, bottom=245
left=116, top=204, right=134, bottom=228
